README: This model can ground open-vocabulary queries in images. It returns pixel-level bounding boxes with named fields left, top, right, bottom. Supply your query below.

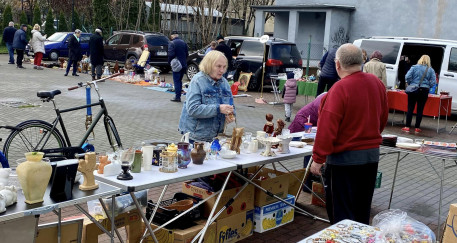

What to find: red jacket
left=312, top=71, right=388, bottom=164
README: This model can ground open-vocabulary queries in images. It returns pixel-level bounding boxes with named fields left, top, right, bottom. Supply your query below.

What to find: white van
left=353, top=36, right=457, bottom=110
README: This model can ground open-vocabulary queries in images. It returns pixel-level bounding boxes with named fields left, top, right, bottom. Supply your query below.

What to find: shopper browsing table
left=311, top=44, right=389, bottom=225
left=178, top=50, right=235, bottom=142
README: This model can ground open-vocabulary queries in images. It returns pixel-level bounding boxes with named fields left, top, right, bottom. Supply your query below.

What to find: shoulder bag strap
left=418, top=66, right=429, bottom=87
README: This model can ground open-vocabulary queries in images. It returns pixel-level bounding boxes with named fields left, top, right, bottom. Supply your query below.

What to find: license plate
left=157, top=51, right=167, bottom=56
left=286, top=68, right=296, bottom=72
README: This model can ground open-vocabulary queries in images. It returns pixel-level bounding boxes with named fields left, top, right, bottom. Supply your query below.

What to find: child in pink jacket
left=282, top=79, right=298, bottom=122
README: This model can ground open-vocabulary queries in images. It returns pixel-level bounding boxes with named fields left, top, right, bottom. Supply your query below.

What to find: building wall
left=295, top=12, right=326, bottom=60
left=273, top=12, right=290, bottom=40
left=277, top=0, right=457, bottom=41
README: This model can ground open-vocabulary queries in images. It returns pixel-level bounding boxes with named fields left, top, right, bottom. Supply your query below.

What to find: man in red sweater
left=310, top=43, right=388, bottom=224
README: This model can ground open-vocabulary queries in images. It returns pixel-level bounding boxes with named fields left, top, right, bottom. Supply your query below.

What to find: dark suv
left=186, top=36, right=302, bottom=90
left=104, top=31, right=171, bottom=73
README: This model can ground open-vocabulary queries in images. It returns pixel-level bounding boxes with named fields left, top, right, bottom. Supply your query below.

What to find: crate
left=146, top=193, right=203, bottom=229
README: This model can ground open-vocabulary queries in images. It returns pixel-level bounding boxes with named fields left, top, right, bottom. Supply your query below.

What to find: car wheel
left=186, top=63, right=199, bottom=81
left=49, top=51, right=59, bottom=61
left=160, top=67, right=170, bottom=74
left=248, top=69, right=262, bottom=91
left=127, top=55, right=138, bottom=64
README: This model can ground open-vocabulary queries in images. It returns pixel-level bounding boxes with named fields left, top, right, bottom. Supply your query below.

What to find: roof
left=145, top=2, right=223, bottom=17
left=367, top=36, right=457, bottom=45
left=251, top=3, right=356, bottom=11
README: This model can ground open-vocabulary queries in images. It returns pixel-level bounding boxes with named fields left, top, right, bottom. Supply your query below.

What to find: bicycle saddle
left=37, top=90, right=61, bottom=99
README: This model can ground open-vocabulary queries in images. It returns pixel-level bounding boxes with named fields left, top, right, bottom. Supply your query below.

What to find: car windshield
left=146, top=35, right=170, bottom=46
left=270, top=44, right=301, bottom=60
left=47, top=32, right=68, bottom=42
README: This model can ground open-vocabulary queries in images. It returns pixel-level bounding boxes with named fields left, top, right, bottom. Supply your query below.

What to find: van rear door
left=439, top=45, right=457, bottom=110
left=354, top=39, right=402, bottom=88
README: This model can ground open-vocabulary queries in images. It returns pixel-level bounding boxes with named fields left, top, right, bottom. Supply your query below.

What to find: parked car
left=186, top=36, right=303, bottom=91
left=103, top=31, right=171, bottom=73
left=26, top=32, right=92, bottom=61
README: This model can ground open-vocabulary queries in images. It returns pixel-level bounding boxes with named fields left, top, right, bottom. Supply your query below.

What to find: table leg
left=97, top=196, right=124, bottom=243
left=388, top=151, right=401, bottom=209
left=437, top=158, right=445, bottom=240
left=52, top=209, right=61, bottom=243
left=140, top=185, right=168, bottom=243
left=438, top=98, right=441, bottom=133
left=75, top=204, right=114, bottom=238
left=130, top=192, right=159, bottom=243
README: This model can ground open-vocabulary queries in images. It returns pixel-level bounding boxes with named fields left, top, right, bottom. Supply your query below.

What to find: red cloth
left=34, top=52, right=43, bottom=66
left=387, top=90, right=451, bottom=116
left=312, top=72, right=388, bottom=164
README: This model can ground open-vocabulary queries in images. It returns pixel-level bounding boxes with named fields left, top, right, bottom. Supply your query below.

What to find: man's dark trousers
left=173, top=68, right=186, bottom=99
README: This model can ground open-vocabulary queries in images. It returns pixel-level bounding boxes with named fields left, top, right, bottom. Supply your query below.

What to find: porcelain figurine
left=230, top=127, right=244, bottom=154
left=78, top=152, right=99, bottom=191
left=263, top=114, right=274, bottom=136
left=273, top=119, right=285, bottom=137
left=114, top=61, right=120, bottom=73
left=0, top=168, right=11, bottom=186
left=258, top=137, right=281, bottom=157
left=16, top=152, right=52, bottom=204
left=0, top=185, right=17, bottom=206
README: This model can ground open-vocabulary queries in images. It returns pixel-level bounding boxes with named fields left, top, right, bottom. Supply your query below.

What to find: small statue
left=114, top=61, right=120, bottom=73
left=97, top=155, right=111, bottom=174
left=0, top=185, right=17, bottom=207
left=59, top=57, right=65, bottom=68
left=0, top=194, right=5, bottom=213
left=273, top=119, right=285, bottom=137
left=263, top=113, right=274, bottom=136
left=77, top=152, right=99, bottom=191
left=125, top=60, right=133, bottom=70
left=230, top=127, right=244, bottom=154
left=0, top=168, right=11, bottom=186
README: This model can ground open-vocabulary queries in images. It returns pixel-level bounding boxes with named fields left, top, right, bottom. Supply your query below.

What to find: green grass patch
left=18, top=104, right=39, bottom=108
left=0, top=36, right=8, bottom=54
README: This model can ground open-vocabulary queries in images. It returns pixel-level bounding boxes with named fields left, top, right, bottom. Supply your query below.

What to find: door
left=358, top=40, right=402, bottom=88
left=60, top=34, right=71, bottom=57
left=439, top=45, right=457, bottom=110
left=117, top=34, right=131, bottom=60
left=79, top=34, right=91, bottom=56
left=104, top=34, right=121, bottom=60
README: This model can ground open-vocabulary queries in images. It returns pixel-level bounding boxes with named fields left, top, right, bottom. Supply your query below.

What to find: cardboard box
left=127, top=221, right=174, bottom=243
left=253, top=194, right=295, bottom=233
left=310, top=182, right=326, bottom=208
left=182, top=182, right=254, bottom=219
left=216, top=210, right=254, bottom=243
left=36, top=218, right=83, bottom=243
left=443, top=203, right=457, bottom=243
left=253, top=167, right=290, bottom=207
left=288, top=168, right=306, bottom=197
left=173, top=220, right=217, bottom=243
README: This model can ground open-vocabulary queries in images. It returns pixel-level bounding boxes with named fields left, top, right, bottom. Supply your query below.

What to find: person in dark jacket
left=89, top=28, right=104, bottom=80
left=2, top=21, right=16, bottom=64
left=168, top=31, right=189, bottom=102
left=316, top=48, right=339, bottom=96
left=215, top=34, right=233, bottom=79
left=65, top=29, right=82, bottom=76
left=12, top=24, right=28, bottom=69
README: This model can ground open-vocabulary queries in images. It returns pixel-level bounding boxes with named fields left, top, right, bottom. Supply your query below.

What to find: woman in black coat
left=89, top=29, right=104, bottom=80
left=65, top=29, right=82, bottom=76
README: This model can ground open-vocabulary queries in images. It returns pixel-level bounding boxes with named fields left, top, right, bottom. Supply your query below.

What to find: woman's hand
left=226, top=114, right=235, bottom=123
left=219, top=104, right=234, bottom=115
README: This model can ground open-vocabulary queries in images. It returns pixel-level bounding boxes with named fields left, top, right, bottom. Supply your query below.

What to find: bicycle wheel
left=104, top=116, right=123, bottom=151
left=3, top=120, right=66, bottom=167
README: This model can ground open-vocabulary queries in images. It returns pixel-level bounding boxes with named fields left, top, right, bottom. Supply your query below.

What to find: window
left=448, top=48, right=457, bottom=72
left=360, top=40, right=401, bottom=65
left=229, top=40, right=243, bottom=56
left=271, top=44, right=301, bottom=61
left=120, top=35, right=131, bottom=45
left=132, top=35, right=142, bottom=44
left=146, top=35, right=170, bottom=46
left=48, top=32, right=67, bottom=42
left=80, top=35, right=91, bottom=43
left=238, top=41, right=264, bottom=56
left=107, top=35, right=120, bottom=45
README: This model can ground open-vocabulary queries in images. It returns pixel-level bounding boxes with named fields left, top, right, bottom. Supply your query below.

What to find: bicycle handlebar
left=67, top=73, right=122, bottom=91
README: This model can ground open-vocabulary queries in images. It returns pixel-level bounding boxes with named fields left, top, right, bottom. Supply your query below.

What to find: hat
left=216, top=34, right=224, bottom=41
left=171, top=30, right=179, bottom=35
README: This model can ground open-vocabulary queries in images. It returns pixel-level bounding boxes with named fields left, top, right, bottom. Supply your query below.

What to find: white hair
left=8, top=21, right=14, bottom=27
left=95, top=29, right=102, bottom=33
left=75, top=29, right=81, bottom=34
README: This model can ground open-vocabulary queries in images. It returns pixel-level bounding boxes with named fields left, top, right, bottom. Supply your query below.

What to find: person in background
left=363, top=51, right=387, bottom=87
left=178, top=50, right=235, bottom=142
left=316, top=48, right=339, bottom=97
left=215, top=34, right=233, bottom=79
left=402, top=55, right=437, bottom=133
left=282, top=78, right=298, bottom=122
left=3, top=21, right=16, bottom=64
left=65, top=29, right=82, bottom=76
left=311, top=44, right=388, bottom=225
left=288, top=92, right=327, bottom=133
left=30, top=24, right=46, bottom=70
left=89, top=28, right=104, bottom=80
left=398, top=55, right=412, bottom=89
left=168, top=30, right=189, bottom=102
left=205, top=41, right=217, bottom=55
left=12, top=24, right=28, bottom=69
left=361, top=49, right=369, bottom=69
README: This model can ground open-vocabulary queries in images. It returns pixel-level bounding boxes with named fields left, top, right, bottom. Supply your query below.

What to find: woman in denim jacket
left=179, top=51, right=235, bottom=142
left=402, top=55, right=436, bottom=133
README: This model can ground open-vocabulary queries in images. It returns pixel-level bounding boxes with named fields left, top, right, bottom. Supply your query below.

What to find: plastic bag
left=372, top=209, right=436, bottom=243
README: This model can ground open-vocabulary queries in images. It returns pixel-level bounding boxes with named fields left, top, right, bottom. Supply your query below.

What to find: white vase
left=16, top=152, right=52, bottom=204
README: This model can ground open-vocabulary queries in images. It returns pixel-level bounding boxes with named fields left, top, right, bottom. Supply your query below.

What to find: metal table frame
left=380, top=145, right=457, bottom=240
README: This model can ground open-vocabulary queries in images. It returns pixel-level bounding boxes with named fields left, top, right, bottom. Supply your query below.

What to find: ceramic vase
left=16, top=152, right=52, bottom=204
left=131, top=150, right=142, bottom=173
left=177, top=142, right=191, bottom=169
left=191, top=142, right=206, bottom=165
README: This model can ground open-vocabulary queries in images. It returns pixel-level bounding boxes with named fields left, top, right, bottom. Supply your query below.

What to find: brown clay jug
left=191, top=142, right=206, bottom=165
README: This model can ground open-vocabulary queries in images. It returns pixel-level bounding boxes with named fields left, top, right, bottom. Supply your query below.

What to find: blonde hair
left=417, top=55, right=431, bottom=67
left=210, top=41, right=217, bottom=48
left=33, top=24, right=40, bottom=31
left=199, top=50, right=227, bottom=74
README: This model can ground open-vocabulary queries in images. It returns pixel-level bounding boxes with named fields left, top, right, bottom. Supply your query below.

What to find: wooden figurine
left=263, top=114, right=274, bottom=136
left=114, top=61, right=120, bottom=73
left=273, top=119, right=285, bottom=137
left=78, top=152, right=99, bottom=190
left=230, top=127, right=244, bottom=154
left=59, top=57, right=65, bottom=68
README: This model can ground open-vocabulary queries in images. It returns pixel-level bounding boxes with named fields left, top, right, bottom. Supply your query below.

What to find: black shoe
left=285, top=117, right=291, bottom=122
left=17, top=66, right=25, bottom=69
left=170, top=98, right=181, bottom=102
left=8, top=62, right=14, bottom=65
left=72, top=73, right=79, bottom=76
left=92, top=76, right=95, bottom=81
left=64, top=73, right=68, bottom=76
